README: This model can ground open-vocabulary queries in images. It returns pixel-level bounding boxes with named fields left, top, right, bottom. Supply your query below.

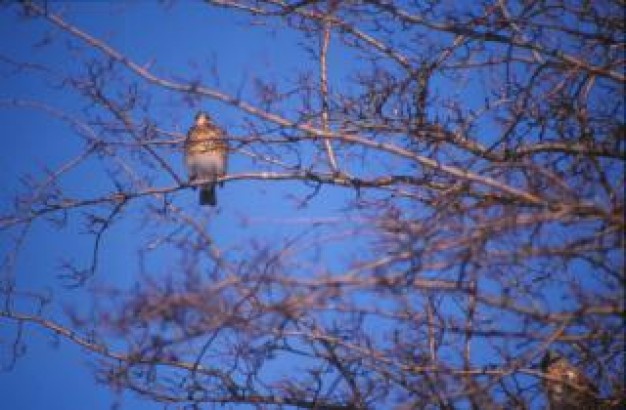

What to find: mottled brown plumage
left=184, top=112, right=228, bottom=206
left=541, top=351, right=599, bottom=410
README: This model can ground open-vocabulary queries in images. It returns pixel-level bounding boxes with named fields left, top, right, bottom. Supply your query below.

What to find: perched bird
left=184, top=112, right=228, bottom=206
left=541, top=350, right=599, bottom=410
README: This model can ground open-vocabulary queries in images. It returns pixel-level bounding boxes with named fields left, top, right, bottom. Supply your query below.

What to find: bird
left=540, top=350, right=599, bottom=410
left=184, top=111, right=228, bottom=206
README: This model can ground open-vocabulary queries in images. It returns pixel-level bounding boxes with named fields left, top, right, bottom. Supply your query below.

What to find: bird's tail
left=199, top=184, right=217, bottom=206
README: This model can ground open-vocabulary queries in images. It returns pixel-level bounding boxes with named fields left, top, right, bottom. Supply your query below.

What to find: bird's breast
left=185, top=151, right=224, bottom=175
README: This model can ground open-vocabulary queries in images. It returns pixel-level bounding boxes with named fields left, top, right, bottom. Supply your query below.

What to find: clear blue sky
left=0, top=2, right=357, bottom=409
left=2, top=2, right=620, bottom=409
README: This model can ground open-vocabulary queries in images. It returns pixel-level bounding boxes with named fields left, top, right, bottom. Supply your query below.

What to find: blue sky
left=1, top=2, right=622, bottom=409
left=0, top=2, right=348, bottom=409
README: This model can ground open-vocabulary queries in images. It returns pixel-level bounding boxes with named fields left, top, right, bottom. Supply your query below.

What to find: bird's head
left=194, top=111, right=212, bottom=126
left=541, top=350, right=562, bottom=371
